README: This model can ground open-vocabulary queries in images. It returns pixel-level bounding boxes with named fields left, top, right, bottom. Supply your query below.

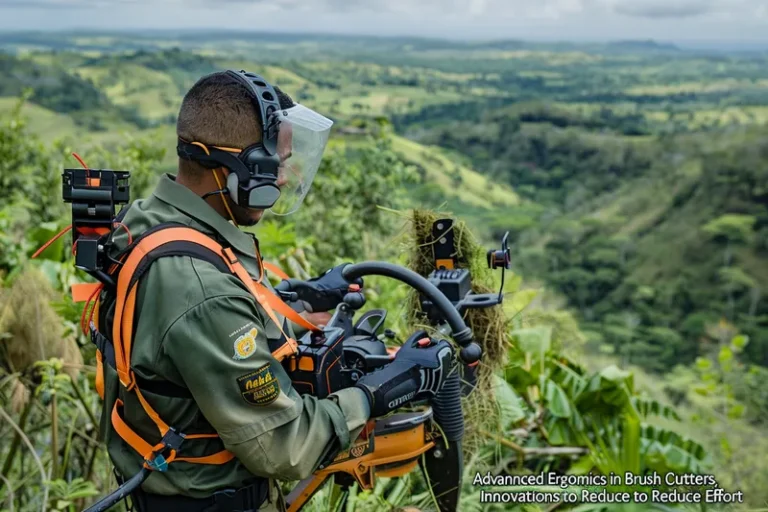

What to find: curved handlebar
left=342, top=261, right=483, bottom=365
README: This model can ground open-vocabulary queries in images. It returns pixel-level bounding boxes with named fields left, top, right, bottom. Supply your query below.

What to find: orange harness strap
left=113, top=228, right=318, bottom=384
left=222, top=248, right=317, bottom=334
left=262, top=261, right=290, bottom=280
left=111, top=400, right=235, bottom=469
left=72, top=283, right=102, bottom=302
left=109, top=226, right=318, bottom=471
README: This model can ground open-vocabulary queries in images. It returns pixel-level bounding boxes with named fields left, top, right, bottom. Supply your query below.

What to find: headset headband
left=224, top=70, right=281, bottom=156
left=176, top=141, right=251, bottom=180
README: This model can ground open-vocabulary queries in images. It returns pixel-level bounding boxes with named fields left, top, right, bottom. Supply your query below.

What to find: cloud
left=1, top=0, right=101, bottom=6
left=1, top=0, right=767, bottom=42
left=153, top=0, right=582, bottom=17
left=611, top=0, right=715, bottom=18
left=468, top=0, right=488, bottom=17
left=0, top=0, right=746, bottom=20
left=1, top=0, right=152, bottom=6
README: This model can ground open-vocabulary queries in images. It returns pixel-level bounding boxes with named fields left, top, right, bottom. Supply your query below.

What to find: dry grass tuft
left=9, top=375, right=30, bottom=413
left=403, top=209, right=512, bottom=453
left=0, top=266, right=82, bottom=383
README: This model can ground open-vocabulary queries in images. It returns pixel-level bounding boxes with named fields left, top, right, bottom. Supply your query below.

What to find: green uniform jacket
left=98, top=174, right=370, bottom=510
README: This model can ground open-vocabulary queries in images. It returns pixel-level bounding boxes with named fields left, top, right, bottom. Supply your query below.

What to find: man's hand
left=354, top=330, right=454, bottom=417
left=276, top=263, right=363, bottom=313
left=300, top=311, right=332, bottom=328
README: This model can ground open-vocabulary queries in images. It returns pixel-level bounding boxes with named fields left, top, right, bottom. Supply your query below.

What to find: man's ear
left=212, top=167, right=230, bottom=187
left=214, top=166, right=232, bottom=178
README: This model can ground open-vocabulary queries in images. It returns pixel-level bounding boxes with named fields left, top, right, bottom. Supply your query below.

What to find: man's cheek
left=239, top=210, right=263, bottom=226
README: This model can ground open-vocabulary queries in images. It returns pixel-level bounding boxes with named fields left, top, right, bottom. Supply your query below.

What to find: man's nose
left=276, top=167, right=288, bottom=188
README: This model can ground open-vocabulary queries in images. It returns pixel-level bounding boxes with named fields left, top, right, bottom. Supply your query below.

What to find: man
left=96, top=70, right=453, bottom=512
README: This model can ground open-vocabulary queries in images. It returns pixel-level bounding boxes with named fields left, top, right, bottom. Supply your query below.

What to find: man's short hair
left=176, top=71, right=295, bottom=178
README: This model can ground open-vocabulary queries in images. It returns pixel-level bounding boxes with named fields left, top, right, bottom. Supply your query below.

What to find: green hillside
left=0, top=97, right=79, bottom=139
left=390, top=135, right=519, bottom=209
left=75, top=63, right=180, bottom=123
left=0, top=51, right=145, bottom=130
left=0, top=48, right=521, bottom=242
left=404, top=100, right=768, bottom=372
left=2, top=42, right=766, bottom=374
left=2, top=34, right=768, bottom=509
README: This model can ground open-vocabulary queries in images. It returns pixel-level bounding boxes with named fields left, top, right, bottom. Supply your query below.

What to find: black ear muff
left=241, top=143, right=280, bottom=178
left=247, top=184, right=281, bottom=209
left=225, top=169, right=281, bottom=209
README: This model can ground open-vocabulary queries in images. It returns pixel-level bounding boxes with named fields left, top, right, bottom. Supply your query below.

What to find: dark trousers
left=128, top=479, right=270, bottom=512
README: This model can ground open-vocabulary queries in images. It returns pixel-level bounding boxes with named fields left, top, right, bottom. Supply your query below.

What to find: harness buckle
left=145, top=428, right=186, bottom=472
left=160, top=427, right=186, bottom=452
left=222, top=247, right=239, bottom=265
left=146, top=454, right=169, bottom=472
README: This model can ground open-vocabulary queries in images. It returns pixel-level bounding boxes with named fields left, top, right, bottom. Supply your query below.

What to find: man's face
left=231, top=123, right=292, bottom=226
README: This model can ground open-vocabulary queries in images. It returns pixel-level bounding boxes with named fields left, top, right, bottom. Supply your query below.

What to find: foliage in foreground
left=0, top=95, right=760, bottom=512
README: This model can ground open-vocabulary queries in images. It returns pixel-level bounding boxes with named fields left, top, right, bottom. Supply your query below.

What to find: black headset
left=177, top=70, right=284, bottom=209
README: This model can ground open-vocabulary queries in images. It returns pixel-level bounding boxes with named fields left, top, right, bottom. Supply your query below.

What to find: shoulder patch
left=233, top=327, right=259, bottom=360
left=237, top=364, right=280, bottom=406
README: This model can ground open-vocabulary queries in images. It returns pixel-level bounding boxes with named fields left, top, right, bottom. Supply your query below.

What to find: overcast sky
left=1, top=0, right=767, bottom=45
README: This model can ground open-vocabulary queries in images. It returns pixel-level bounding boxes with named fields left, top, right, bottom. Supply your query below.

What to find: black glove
left=275, top=263, right=363, bottom=313
left=355, top=330, right=455, bottom=417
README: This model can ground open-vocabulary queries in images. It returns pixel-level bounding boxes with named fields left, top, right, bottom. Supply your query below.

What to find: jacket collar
left=152, top=174, right=257, bottom=258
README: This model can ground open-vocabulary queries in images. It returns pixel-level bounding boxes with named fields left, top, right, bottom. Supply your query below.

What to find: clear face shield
left=268, top=104, right=333, bottom=216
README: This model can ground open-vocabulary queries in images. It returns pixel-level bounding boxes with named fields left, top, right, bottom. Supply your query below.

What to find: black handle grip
left=342, top=262, right=483, bottom=365
left=460, top=343, right=482, bottom=365
left=432, top=368, right=464, bottom=442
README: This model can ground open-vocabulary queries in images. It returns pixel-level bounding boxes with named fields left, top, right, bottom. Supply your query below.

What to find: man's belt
left=131, top=478, right=270, bottom=512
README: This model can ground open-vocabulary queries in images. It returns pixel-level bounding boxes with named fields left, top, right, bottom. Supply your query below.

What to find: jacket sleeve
left=161, top=293, right=370, bottom=481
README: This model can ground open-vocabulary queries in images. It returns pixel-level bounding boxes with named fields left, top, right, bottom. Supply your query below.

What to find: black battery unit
left=286, top=327, right=347, bottom=399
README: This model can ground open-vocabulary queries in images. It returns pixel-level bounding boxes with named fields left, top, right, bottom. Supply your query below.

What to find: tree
left=703, top=214, right=757, bottom=262
left=0, top=95, right=69, bottom=274
left=293, top=136, right=417, bottom=269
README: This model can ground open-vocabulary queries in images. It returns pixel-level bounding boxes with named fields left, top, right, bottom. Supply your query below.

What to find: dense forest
left=405, top=105, right=768, bottom=372
left=1, top=31, right=767, bottom=511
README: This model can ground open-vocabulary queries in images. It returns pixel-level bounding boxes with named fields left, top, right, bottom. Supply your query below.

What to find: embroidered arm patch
left=237, top=364, right=280, bottom=406
left=233, top=327, right=258, bottom=360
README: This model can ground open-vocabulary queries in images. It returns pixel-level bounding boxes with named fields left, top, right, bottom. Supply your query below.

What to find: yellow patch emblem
left=233, top=328, right=258, bottom=360
left=237, top=364, right=280, bottom=406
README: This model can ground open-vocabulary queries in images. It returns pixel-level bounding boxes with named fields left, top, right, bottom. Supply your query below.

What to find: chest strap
left=106, top=226, right=318, bottom=472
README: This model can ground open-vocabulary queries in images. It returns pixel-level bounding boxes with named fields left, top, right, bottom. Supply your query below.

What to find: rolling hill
left=2, top=34, right=768, bottom=507
left=2, top=42, right=767, bottom=373
left=0, top=47, right=520, bottom=242
left=402, top=100, right=768, bottom=372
